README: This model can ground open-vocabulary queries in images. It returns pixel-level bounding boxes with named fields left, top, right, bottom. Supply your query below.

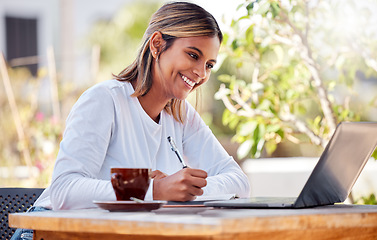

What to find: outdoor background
left=1, top=0, right=377, bottom=203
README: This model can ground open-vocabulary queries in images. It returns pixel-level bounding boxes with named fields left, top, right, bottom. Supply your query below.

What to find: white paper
left=194, top=193, right=238, bottom=201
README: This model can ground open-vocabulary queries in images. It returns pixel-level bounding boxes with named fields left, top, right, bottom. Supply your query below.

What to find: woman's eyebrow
left=188, top=46, right=203, bottom=56
left=187, top=46, right=217, bottom=63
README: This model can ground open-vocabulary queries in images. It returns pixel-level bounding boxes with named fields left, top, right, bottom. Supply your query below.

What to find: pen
left=167, top=136, right=188, bottom=168
left=130, top=197, right=144, bottom=203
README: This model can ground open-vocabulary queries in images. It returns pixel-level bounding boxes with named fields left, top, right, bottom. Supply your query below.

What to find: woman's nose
left=193, top=63, right=207, bottom=80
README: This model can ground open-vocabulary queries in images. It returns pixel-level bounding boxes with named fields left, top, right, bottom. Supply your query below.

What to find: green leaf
left=228, top=115, right=240, bottom=130
left=273, top=45, right=284, bottom=65
left=222, top=109, right=231, bottom=125
left=231, top=39, right=239, bottom=50
left=239, top=121, right=258, bottom=136
left=246, top=1, right=261, bottom=14
left=218, top=74, right=237, bottom=83
left=359, top=193, right=377, bottom=205
left=255, top=138, right=266, bottom=158
left=270, top=1, right=281, bottom=18
left=258, top=99, right=272, bottom=111
left=258, top=124, right=266, bottom=140
left=237, top=139, right=254, bottom=159
left=256, top=2, right=271, bottom=15
left=371, top=149, right=377, bottom=160
left=245, top=25, right=255, bottom=46
left=314, top=116, right=322, bottom=126
left=222, top=33, right=229, bottom=45
left=276, top=129, right=285, bottom=138
left=237, top=2, right=245, bottom=11
left=265, top=140, right=277, bottom=155
left=266, top=124, right=280, bottom=133
left=236, top=61, right=244, bottom=68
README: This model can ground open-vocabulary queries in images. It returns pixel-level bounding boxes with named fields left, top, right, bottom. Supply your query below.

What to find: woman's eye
left=206, top=63, right=214, bottom=69
left=188, top=53, right=198, bottom=60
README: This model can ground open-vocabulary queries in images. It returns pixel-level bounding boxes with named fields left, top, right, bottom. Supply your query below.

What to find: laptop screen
left=294, top=122, right=377, bottom=208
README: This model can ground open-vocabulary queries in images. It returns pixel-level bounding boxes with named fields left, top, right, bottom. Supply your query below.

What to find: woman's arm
left=182, top=102, right=251, bottom=198
left=49, top=84, right=116, bottom=210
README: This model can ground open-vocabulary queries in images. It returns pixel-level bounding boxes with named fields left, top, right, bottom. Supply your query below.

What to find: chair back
left=0, top=188, right=44, bottom=240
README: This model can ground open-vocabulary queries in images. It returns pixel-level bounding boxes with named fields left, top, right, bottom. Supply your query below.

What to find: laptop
left=205, top=121, right=377, bottom=208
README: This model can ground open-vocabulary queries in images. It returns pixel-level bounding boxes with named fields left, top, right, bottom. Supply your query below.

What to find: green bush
left=215, top=0, right=377, bottom=159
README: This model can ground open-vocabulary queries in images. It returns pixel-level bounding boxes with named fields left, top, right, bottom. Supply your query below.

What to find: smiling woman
left=143, top=35, right=220, bottom=113
left=10, top=3, right=251, bottom=239
left=115, top=2, right=223, bottom=123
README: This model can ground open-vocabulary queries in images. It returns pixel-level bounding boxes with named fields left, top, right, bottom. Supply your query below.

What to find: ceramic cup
left=110, top=168, right=151, bottom=201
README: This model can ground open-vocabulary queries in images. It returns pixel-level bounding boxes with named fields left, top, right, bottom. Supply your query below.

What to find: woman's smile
left=180, top=73, right=196, bottom=89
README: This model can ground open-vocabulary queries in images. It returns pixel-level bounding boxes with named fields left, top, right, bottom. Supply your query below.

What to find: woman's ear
left=150, top=31, right=164, bottom=58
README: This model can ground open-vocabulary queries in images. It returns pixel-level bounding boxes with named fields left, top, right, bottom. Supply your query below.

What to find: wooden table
left=9, top=204, right=377, bottom=240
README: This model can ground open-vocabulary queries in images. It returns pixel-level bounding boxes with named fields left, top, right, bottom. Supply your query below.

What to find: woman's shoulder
left=69, top=80, right=133, bottom=117
left=182, top=100, right=206, bottom=128
left=183, top=100, right=200, bottom=119
left=82, top=79, right=132, bottom=97
left=88, top=79, right=130, bottom=92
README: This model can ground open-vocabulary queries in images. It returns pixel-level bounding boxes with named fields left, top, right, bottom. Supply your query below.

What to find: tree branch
left=251, top=63, right=260, bottom=105
left=0, top=52, right=34, bottom=175
left=279, top=111, right=326, bottom=147
left=350, top=42, right=377, bottom=73
left=279, top=8, right=337, bottom=134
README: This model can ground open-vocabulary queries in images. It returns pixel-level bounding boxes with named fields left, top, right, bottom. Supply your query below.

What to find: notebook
left=205, top=121, right=377, bottom=208
left=165, top=194, right=238, bottom=207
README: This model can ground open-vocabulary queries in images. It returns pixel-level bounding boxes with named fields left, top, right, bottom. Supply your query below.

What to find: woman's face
left=153, top=35, right=221, bottom=101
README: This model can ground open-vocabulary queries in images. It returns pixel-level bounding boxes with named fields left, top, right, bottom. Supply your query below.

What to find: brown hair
left=114, top=1, right=222, bottom=123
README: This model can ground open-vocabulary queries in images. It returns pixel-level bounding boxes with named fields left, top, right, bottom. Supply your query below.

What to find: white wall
left=63, top=0, right=134, bottom=84
left=0, top=0, right=134, bottom=84
left=243, top=157, right=377, bottom=202
left=0, top=0, right=59, bottom=68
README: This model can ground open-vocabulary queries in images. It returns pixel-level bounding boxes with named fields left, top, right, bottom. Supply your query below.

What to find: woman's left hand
left=151, top=170, right=168, bottom=180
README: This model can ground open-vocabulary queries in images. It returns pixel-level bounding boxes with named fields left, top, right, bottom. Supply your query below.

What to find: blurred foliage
left=0, top=2, right=164, bottom=187
left=357, top=193, right=377, bottom=205
left=86, top=2, right=161, bottom=81
left=0, top=67, right=65, bottom=187
left=215, top=0, right=377, bottom=159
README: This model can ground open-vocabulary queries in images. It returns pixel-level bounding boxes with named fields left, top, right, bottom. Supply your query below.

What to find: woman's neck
left=137, top=94, right=167, bottom=123
left=131, top=82, right=169, bottom=123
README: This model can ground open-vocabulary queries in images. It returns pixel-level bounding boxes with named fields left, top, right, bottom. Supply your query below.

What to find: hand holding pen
left=167, top=136, right=188, bottom=168
left=148, top=136, right=207, bottom=201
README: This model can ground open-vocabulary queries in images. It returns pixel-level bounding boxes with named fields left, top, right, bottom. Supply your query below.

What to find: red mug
left=110, top=168, right=151, bottom=201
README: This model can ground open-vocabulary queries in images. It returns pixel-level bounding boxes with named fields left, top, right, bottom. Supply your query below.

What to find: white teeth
left=181, top=74, right=195, bottom=87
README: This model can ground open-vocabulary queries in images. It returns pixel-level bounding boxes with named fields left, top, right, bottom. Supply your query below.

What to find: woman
left=33, top=2, right=250, bottom=210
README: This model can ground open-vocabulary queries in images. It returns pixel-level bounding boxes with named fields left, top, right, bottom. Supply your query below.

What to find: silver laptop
left=205, top=122, right=377, bottom=208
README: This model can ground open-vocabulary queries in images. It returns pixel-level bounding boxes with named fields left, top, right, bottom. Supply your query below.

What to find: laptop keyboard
left=248, top=197, right=297, bottom=204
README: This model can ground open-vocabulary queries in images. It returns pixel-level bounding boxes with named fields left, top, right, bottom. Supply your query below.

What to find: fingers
left=152, top=168, right=208, bottom=201
left=185, top=168, right=208, bottom=179
left=151, top=170, right=168, bottom=180
left=180, top=169, right=207, bottom=189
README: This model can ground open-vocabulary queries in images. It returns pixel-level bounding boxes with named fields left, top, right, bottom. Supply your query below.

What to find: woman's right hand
left=152, top=168, right=207, bottom=201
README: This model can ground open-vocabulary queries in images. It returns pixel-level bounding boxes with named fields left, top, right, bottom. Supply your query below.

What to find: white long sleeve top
left=34, top=79, right=250, bottom=210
